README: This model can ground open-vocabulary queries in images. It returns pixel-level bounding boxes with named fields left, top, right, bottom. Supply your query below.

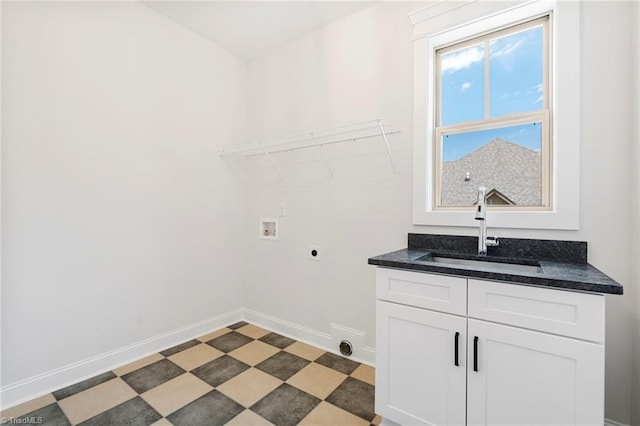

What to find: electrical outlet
left=308, top=245, right=320, bottom=260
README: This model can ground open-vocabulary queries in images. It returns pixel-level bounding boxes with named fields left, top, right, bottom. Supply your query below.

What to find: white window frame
left=411, top=0, right=580, bottom=230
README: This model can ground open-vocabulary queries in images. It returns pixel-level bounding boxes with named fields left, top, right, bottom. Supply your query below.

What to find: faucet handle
left=486, top=236, right=499, bottom=247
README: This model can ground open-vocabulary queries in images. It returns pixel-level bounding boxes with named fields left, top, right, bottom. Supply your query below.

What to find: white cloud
left=532, top=84, right=543, bottom=103
left=491, top=38, right=525, bottom=58
left=460, top=82, right=472, bottom=92
left=441, top=46, right=484, bottom=73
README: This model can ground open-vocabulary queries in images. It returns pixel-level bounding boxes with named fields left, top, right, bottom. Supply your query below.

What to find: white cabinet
left=375, top=268, right=605, bottom=426
left=376, top=301, right=466, bottom=426
left=466, top=319, right=604, bottom=426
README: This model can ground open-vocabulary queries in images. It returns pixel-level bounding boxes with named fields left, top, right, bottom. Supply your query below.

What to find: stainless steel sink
left=417, top=254, right=542, bottom=273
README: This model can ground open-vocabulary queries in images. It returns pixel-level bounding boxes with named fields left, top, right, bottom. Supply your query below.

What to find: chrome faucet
left=475, top=186, right=499, bottom=255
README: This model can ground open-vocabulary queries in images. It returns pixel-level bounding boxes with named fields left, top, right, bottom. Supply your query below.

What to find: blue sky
left=440, top=25, right=543, bottom=161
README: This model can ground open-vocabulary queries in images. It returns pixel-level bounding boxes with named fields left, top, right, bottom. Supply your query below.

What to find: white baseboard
left=361, top=346, right=376, bottom=364
left=242, top=308, right=376, bottom=366
left=380, top=416, right=623, bottom=425
left=605, top=418, right=630, bottom=426
left=1, top=309, right=243, bottom=410
left=379, top=417, right=402, bottom=426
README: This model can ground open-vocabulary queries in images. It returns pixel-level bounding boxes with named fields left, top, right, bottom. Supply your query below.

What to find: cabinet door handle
left=473, top=336, right=479, bottom=372
left=454, top=332, right=460, bottom=366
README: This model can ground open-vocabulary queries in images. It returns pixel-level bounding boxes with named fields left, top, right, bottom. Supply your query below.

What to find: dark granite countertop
left=368, top=234, right=623, bottom=295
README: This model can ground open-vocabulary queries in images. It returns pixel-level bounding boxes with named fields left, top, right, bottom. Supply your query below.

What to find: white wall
left=631, top=1, right=640, bottom=424
left=244, top=3, right=418, bottom=354
left=579, top=4, right=634, bottom=423
left=1, top=0, right=246, bottom=393
left=244, top=2, right=636, bottom=424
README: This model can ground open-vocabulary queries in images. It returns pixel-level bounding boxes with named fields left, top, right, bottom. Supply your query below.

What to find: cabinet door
left=467, top=319, right=604, bottom=426
left=376, top=301, right=466, bottom=426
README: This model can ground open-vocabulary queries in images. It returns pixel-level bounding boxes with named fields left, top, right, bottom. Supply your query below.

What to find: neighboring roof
left=441, top=138, right=541, bottom=206
left=485, top=188, right=515, bottom=205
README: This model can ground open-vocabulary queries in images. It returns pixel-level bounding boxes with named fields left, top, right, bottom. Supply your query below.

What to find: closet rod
left=218, top=119, right=399, bottom=157
left=219, top=129, right=401, bottom=158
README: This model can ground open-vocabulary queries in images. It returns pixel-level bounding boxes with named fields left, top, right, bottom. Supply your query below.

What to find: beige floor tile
left=235, top=324, right=270, bottom=339
left=351, top=364, right=375, bottom=385
left=228, top=340, right=279, bottom=366
left=284, top=341, right=325, bottom=361
left=1, top=394, right=56, bottom=418
left=57, top=378, right=137, bottom=424
left=299, top=401, right=369, bottom=426
left=217, top=368, right=282, bottom=407
left=113, top=353, right=164, bottom=376
left=168, top=343, right=224, bottom=371
left=287, top=362, right=347, bottom=399
left=226, top=409, right=275, bottom=426
left=150, top=419, right=173, bottom=426
left=141, top=373, right=212, bottom=417
left=197, top=328, right=231, bottom=342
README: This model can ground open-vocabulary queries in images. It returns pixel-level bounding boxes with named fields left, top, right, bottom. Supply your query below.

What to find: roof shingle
left=440, top=138, right=541, bottom=206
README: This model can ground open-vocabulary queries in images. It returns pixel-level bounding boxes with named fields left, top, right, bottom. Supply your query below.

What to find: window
left=435, top=17, right=550, bottom=210
left=410, top=0, right=580, bottom=230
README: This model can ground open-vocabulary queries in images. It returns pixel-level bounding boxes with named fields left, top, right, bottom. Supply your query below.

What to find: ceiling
left=141, top=1, right=374, bottom=60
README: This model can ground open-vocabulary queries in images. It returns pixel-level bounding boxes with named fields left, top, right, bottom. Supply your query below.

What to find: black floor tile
left=17, top=403, right=70, bottom=426
left=255, top=351, right=310, bottom=381
left=160, top=339, right=201, bottom=357
left=52, top=371, right=117, bottom=400
left=250, top=383, right=320, bottom=426
left=121, top=359, right=185, bottom=394
left=325, top=377, right=375, bottom=421
left=79, top=397, right=161, bottom=426
left=258, top=332, right=296, bottom=349
left=191, top=355, right=250, bottom=387
left=167, top=390, right=244, bottom=426
left=227, top=321, right=249, bottom=330
left=315, top=352, right=360, bottom=375
left=206, top=331, right=253, bottom=353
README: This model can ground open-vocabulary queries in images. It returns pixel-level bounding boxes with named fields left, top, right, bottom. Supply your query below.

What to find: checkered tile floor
left=2, top=322, right=380, bottom=425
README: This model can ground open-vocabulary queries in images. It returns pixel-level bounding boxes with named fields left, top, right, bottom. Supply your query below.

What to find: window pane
left=440, top=122, right=542, bottom=206
left=440, top=43, right=485, bottom=126
left=489, top=25, right=544, bottom=117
